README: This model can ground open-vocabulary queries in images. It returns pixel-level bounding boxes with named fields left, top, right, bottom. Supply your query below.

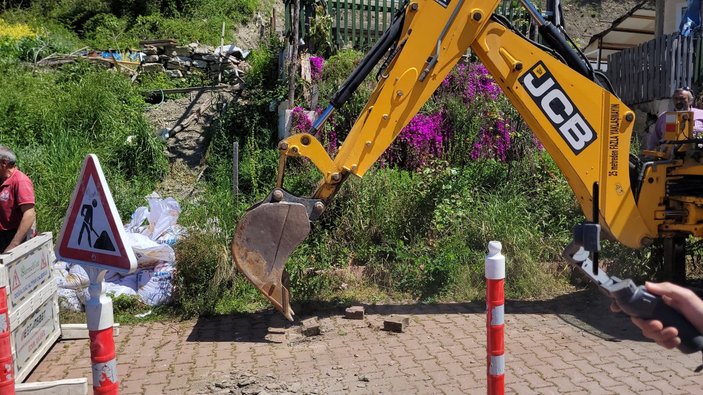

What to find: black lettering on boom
left=518, top=61, right=597, bottom=154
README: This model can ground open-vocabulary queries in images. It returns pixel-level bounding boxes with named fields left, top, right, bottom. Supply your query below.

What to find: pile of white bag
left=53, top=194, right=185, bottom=312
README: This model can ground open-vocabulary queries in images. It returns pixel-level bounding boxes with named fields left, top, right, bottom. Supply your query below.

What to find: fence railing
left=285, top=0, right=534, bottom=51
left=606, top=33, right=697, bottom=105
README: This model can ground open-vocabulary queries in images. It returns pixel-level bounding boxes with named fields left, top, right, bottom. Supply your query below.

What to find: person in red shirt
left=0, top=146, right=36, bottom=253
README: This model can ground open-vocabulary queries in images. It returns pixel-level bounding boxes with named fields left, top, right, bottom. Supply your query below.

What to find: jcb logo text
left=519, top=62, right=596, bottom=154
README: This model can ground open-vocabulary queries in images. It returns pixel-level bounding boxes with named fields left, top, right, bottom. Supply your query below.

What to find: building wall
left=662, top=0, right=693, bottom=34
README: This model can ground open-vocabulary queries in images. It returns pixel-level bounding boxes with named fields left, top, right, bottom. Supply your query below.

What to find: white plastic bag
left=145, top=196, right=181, bottom=241
left=57, top=288, right=83, bottom=312
left=124, top=232, right=175, bottom=269
left=125, top=206, right=149, bottom=234
left=138, top=262, right=175, bottom=306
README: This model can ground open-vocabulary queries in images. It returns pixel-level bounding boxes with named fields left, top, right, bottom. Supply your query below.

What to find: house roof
left=581, top=0, right=656, bottom=63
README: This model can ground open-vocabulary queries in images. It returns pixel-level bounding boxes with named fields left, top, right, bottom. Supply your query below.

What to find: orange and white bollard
left=84, top=266, right=118, bottom=395
left=0, top=287, right=13, bottom=395
left=486, top=241, right=505, bottom=395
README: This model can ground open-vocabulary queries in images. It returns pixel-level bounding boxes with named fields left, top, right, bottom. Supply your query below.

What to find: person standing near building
left=0, top=146, right=35, bottom=253
left=645, top=87, right=703, bottom=150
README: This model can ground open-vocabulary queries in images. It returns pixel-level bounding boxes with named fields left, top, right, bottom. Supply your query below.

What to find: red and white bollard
left=0, top=287, right=14, bottom=395
left=486, top=241, right=505, bottom=395
left=84, top=266, right=119, bottom=395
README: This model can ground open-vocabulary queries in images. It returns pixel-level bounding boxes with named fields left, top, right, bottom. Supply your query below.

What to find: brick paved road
left=27, top=289, right=703, bottom=394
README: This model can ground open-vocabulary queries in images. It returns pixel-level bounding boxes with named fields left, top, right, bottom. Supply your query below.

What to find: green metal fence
left=285, top=0, right=534, bottom=51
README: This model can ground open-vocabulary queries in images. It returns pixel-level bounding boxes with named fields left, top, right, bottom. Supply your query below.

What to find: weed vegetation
left=2, top=3, right=662, bottom=322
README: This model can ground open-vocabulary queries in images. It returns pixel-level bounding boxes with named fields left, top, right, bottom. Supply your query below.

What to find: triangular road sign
left=55, top=155, right=136, bottom=274
left=11, top=271, right=20, bottom=292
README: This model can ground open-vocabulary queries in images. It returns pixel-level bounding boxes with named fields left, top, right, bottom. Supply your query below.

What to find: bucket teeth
left=232, top=201, right=311, bottom=321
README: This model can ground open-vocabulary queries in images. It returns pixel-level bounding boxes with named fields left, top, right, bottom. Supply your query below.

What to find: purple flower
left=386, top=112, right=445, bottom=169
left=291, top=106, right=313, bottom=134
left=440, top=63, right=501, bottom=102
left=310, top=56, right=324, bottom=82
left=470, top=118, right=513, bottom=162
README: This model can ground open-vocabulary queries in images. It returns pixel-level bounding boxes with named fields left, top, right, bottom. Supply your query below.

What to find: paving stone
left=383, top=315, right=410, bottom=332
left=345, top=306, right=365, bottom=320
left=301, top=317, right=321, bottom=337
left=21, top=293, right=703, bottom=393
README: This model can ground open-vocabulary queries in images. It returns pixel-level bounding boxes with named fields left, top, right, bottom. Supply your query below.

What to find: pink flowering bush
left=386, top=61, right=526, bottom=169
left=436, top=61, right=538, bottom=165
left=469, top=119, right=511, bottom=162
left=440, top=63, right=501, bottom=102
left=385, top=113, right=445, bottom=169
left=310, top=56, right=324, bottom=81
left=290, top=106, right=313, bottom=134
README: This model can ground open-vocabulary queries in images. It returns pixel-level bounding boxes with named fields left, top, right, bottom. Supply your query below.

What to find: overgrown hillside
left=0, top=1, right=664, bottom=320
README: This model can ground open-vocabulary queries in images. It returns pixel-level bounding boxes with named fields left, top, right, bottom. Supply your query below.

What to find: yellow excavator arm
left=232, top=0, right=703, bottom=320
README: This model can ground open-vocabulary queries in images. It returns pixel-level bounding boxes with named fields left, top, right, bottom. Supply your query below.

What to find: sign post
left=55, top=155, right=136, bottom=395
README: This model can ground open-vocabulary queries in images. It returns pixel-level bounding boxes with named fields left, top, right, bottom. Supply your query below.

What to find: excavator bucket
left=231, top=189, right=323, bottom=321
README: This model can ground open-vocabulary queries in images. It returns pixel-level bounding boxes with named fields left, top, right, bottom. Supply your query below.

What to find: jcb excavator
left=231, top=0, right=703, bottom=350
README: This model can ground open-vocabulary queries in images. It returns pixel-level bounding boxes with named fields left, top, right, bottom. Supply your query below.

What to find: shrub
left=173, top=232, right=235, bottom=317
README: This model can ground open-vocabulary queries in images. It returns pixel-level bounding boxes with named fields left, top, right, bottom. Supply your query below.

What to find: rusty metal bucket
left=231, top=189, right=323, bottom=321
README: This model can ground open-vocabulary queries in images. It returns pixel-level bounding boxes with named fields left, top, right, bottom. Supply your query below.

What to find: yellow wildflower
left=0, top=19, right=38, bottom=40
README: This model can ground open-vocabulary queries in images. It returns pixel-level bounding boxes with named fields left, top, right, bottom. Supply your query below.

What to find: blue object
left=680, top=0, right=701, bottom=37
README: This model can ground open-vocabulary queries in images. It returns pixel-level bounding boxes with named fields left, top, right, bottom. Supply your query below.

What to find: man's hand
left=611, top=282, right=703, bottom=349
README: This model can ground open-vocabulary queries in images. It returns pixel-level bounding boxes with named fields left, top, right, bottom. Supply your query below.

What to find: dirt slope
left=559, top=0, right=647, bottom=48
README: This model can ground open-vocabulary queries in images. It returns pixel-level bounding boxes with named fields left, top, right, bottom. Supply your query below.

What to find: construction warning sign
left=55, top=155, right=136, bottom=274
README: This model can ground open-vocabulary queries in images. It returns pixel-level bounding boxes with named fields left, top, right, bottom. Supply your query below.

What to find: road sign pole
left=84, top=266, right=118, bottom=395
left=485, top=241, right=505, bottom=395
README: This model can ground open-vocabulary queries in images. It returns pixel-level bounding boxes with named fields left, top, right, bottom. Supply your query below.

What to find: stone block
left=174, top=45, right=193, bottom=56
left=192, top=59, right=208, bottom=69
left=345, top=306, right=364, bottom=320
left=383, top=315, right=410, bottom=333
left=140, top=63, right=164, bottom=73
left=301, top=317, right=320, bottom=337
left=142, top=45, right=158, bottom=55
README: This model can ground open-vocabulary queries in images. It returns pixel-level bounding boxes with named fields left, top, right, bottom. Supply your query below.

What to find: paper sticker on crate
left=11, top=295, right=60, bottom=381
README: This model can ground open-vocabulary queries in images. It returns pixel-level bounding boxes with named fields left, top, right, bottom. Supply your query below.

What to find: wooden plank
left=15, top=378, right=88, bottom=395
left=144, top=84, right=241, bottom=96
left=650, top=36, right=656, bottom=100
left=655, top=35, right=663, bottom=99
left=351, top=0, right=356, bottom=47
left=632, top=45, right=637, bottom=102
left=139, top=39, right=178, bottom=47
left=367, top=0, right=373, bottom=48
left=668, top=34, right=675, bottom=96
left=61, top=323, right=120, bottom=340
left=698, top=38, right=703, bottom=86
left=688, top=37, right=692, bottom=86
left=342, top=0, right=348, bottom=46
left=382, top=0, right=387, bottom=31
left=375, top=0, right=379, bottom=43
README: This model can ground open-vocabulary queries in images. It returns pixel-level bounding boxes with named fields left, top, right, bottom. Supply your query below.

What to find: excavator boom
left=232, top=0, right=703, bottom=319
